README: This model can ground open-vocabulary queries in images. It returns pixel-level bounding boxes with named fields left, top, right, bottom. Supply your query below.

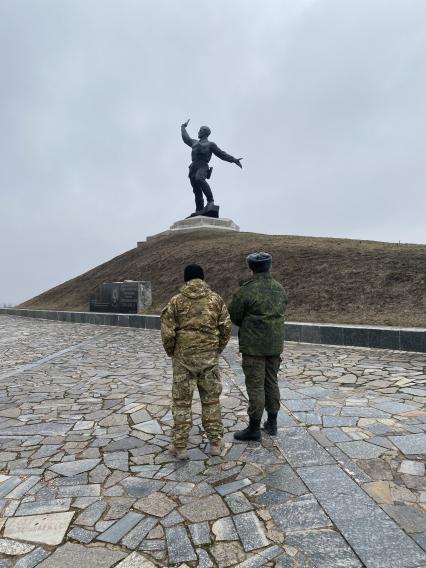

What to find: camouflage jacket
left=229, top=273, right=288, bottom=356
left=161, top=279, right=232, bottom=358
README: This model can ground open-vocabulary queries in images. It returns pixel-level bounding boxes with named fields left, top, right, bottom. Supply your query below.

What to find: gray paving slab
left=5, top=477, right=40, bottom=499
left=189, top=521, right=211, bottom=545
left=49, top=459, right=100, bottom=476
left=36, top=542, right=126, bottom=567
left=323, top=416, right=358, bottom=427
left=382, top=505, right=426, bottom=533
left=121, top=477, right=165, bottom=497
left=400, top=388, right=426, bottom=397
left=275, top=552, right=316, bottom=567
left=115, top=552, right=157, bottom=567
left=255, top=488, right=292, bottom=506
left=372, top=401, right=418, bottom=414
left=327, top=446, right=372, bottom=483
left=165, top=525, right=197, bottom=564
left=297, top=386, right=330, bottom=398
left=269, top=494, right=332, bottom=532
left=233, top=511, right=269, bottom=551
left=286, top=530, right=362, bottom=568
left=67, top=527, right=97, bottom=543
left=14, top=547, right=50, bottom=568
left=275, top=427, right=335, bottom=467
left=75, top=499, right=106, bottom=526
left=414, top=534, right=426, bottom=552
left=121, top=516, right=158, bottom=549
left=336, top=440, right=387, bottom=459
left=196, top=548, right=214, bottom=568
left=276, top=412, right=297, bottom=427
left=179, top=494, right=229, bottom=522
left=389, top=434, right=426, bottom=456
left=0, top=478, right=23, bottom=498
left=97, top=511, right=143, bottom=543
left=235, top=545, right=283, bottom=567
left=263, top=464, right=308, bottom=495
left=292, top=411, right=323, bottom=425
left=341, top=407, right=390, bottom=418
left=1, top=423, right=72, bottom=436
left=161, top=509, right=184, bottom=527
left=0, top=540, right=35, bottom=555
left=224, top=491, right=253, bottom=513
left=212, top=517, right=238, bottom=541
left=399, top=460, right=425, bottom=476
left=279, top=388, right=308, bottom=400
left=216, top=478, right=251, bottom=496
left=16, top=499, right=72, bottom=516
left=298, top=465, right=426, bottom=568
left=285, top=398, right=317, bottom=411
left=322, top=428, right=352, bottom=442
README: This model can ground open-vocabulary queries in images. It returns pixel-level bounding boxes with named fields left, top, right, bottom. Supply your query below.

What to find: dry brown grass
left=19, top=231, right=426, bottom=327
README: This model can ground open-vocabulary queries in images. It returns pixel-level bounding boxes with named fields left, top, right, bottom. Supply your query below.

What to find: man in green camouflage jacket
left=229, top=252, right=288, bottom=441
left=161, top=264, right=232, bottom=460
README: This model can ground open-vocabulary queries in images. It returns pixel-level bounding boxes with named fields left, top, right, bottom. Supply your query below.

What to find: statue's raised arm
left=181, top=119, right=194, bottom=147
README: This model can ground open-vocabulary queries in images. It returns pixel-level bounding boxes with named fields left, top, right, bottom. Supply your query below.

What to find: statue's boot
left=199, top=201, right=215, bottom=215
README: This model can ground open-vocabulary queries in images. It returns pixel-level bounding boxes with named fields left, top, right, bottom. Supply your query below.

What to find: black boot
left=233, top=417, right=261, bottom=441
left=263, top=413, right=278, bottom=436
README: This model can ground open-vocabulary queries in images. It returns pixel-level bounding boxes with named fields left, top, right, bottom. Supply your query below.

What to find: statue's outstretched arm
left=181, top=120, right=194, bottom=147
left=212, top=143, right=243, bottom=168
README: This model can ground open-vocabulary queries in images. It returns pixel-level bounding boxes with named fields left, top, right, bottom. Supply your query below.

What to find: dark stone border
left=1, top=308, right=425, bottom=353
left=284, top=322, right=425, bottom=353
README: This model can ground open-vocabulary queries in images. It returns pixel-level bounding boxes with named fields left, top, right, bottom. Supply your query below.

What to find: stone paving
left=0, top=315, right=425, bottom=567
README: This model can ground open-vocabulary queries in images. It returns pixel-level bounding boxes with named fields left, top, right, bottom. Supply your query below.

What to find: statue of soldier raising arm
left=181, top=119, right=242, bottom=217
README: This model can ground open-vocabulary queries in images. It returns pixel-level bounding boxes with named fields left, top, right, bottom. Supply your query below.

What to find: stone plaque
left=89, top=281, right=152, bottom=314
left=118, top=282, right=139, bottom=312
left=4, top=511, right=75, bottom=545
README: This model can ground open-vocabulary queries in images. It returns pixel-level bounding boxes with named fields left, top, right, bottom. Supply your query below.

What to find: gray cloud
left=1, top=0, right=425, bottom=303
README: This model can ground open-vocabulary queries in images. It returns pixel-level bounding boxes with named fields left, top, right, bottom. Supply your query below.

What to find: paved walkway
left=0, top=315, right=425, bottom=568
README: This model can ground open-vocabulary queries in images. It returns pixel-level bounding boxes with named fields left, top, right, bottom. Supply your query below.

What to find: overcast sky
left=1, top=0, right=425, bottom=304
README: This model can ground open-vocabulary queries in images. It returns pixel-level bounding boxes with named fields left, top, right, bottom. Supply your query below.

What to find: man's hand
left=181, top=119, right=190, bottom=128
left=234, top=158, right=243, bottom=169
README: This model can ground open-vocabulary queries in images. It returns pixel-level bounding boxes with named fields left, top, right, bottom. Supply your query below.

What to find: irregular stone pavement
left=0, top=314, right=425, bottom=567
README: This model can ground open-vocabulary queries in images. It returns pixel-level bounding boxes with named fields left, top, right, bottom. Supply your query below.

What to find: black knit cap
left=246, top=251, right=272, bottom=273
left=184, top=263, right=205, bottom=282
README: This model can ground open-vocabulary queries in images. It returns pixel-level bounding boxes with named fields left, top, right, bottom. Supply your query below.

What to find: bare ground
left=19, top=231, right=426, bottom=327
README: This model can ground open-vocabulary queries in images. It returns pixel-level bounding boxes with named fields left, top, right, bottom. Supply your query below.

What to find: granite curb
left=1, top=308, right=425, bottom=352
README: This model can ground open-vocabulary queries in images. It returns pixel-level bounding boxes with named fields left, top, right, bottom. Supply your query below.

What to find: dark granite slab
left=297, top=465, right=426, bottom=568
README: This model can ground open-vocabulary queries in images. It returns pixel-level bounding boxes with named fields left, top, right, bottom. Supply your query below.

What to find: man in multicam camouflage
left=161, top=264, right=232, bottom=460
left=229, top=252, right=288, bottom=441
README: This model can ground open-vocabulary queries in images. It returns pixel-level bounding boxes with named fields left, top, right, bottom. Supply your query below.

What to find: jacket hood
left=180, top=278, right=210, bottom=299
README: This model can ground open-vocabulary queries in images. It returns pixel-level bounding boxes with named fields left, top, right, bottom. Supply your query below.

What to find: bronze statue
left=181, top=119, right=242, bottom=217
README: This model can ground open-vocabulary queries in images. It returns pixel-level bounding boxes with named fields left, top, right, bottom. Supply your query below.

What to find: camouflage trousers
left=172, top=354, right=223, bottom=448
left=242, top=354, right=281, bottom=420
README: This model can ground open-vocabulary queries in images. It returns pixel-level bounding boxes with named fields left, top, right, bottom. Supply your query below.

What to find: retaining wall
left=1, top=308, right=425, bottom=353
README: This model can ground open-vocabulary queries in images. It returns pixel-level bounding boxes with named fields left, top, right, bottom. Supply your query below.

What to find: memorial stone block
left=89, top=281, right=152, bottom=314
